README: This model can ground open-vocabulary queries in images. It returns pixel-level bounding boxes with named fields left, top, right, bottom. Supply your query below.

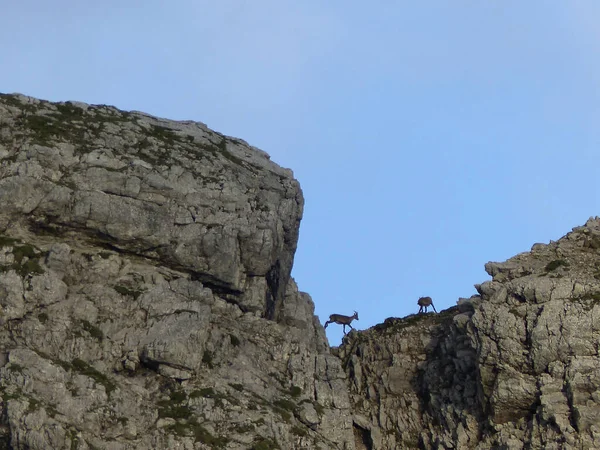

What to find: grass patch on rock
left=291, top=425, right=308, bottom=437
left=230, top=334, right=241, bottom=346
left=273, top=398, right=296, bottom=411
left=544, top=259, right=569, bottom=272
left=166, top=422, right=229, bottom=448
left=79, top=320, right=103, bottom=341
left=71, top=358, right=116, bottom=397
left=157, top=389, right=192, bottom=419
left=0, top=235, right=20, bottom=248
left=202, top=350, right=214, bottom=368
left=38, top=313, right=49, bottom=324
left=189, top=386, right=239, bottom=407
left=0, top=239, right=45, bottom=277
left=190, top=387, right=215, bottom=399
left=113, top=285, right=143, bottom=300
left=286, top=385, right=302, bottom=398
left=251, top=437, right=280, bottom=450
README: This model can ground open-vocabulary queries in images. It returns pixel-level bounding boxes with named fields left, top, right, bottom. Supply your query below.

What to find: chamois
left=417, top=296, right=437, bottom=313
left=324, top=311, right=359, bottom=334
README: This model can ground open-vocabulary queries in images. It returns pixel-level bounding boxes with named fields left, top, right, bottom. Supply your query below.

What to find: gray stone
left=3, top=92, right=600, bottom=450
left=0, top=93, right=351, bottom=450
left=339, top=216, right=600, bottom=449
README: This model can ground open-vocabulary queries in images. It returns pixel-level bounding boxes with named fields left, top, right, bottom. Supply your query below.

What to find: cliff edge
left=0, top=93, right=353, bottom=449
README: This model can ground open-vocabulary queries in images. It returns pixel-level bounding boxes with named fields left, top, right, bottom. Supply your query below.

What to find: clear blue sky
left=2, top=2, right=599, bottom=344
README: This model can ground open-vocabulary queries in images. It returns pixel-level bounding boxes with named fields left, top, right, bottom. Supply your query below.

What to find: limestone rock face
left=0, top=93, right=303, bottom=317
left=339, top=217, right=600, bottom=449
left=0, top=94, right=354, bottom=450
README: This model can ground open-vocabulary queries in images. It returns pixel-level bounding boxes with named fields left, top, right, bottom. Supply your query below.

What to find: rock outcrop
left=0, top=93, right=354, bottom=449
left=2, top=92, right=600, bottom=450
left=339, top=218, right=600, bottom=449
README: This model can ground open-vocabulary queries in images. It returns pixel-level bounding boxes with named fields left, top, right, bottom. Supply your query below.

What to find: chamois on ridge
left=324, top=311, right=359, bottom=334
left=417, top=296, right=437, bottom=313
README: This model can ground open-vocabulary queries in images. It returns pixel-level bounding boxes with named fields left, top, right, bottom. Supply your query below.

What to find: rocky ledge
left=338, top=217, right=600, bottom=450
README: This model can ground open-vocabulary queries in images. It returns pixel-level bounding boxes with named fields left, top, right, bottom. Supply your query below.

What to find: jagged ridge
left=338, top=217, right=600, bottom=449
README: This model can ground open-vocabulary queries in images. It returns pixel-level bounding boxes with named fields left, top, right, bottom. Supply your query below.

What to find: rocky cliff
left=0, top=93, right=353, bottom=449
left=339, top=218, right=600, bottom=449
left=1, top=93, right=599, bottom=450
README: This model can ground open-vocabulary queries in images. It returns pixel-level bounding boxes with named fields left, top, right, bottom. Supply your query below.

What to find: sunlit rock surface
left=1, top=92, right=599, bottom=450
left=339, top=217, right=600, bottom=449
left=0, top=93, right=354, bottom=450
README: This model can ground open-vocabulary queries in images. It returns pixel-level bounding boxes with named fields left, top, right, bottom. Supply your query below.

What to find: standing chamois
left=324, top=311, right=359, bottom=334
left=417, top=296, right=437, bottom=313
